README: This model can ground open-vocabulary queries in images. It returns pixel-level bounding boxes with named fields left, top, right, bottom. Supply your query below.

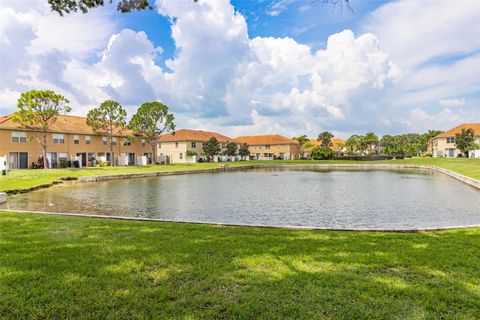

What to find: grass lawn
left=0, top=212, right=479, bottom=319
left=1, top=158, right=479, bottom=193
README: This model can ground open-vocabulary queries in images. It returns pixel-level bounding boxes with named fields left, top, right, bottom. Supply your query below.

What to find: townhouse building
left=430, top=123, right=480, bottom=158
left=158, top=129, right=239, bottom=163
left=234, top=135, right=300, bottom=160
left=0, top=114, right=152, bottom=169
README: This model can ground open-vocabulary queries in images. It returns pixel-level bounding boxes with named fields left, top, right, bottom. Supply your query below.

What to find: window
left=111, top=137, right=117, bottom=146
left=447, top=137, right=455, bottom=144
left=11, top=132, right=27, bottom=143
left=179, top=153, right=183, bottom=160
left=159, top=143, right=162, bottom=149
left=73, top=135, right=80, bottom=144
left=102, top=137, right=107, bottom=145
left=191, top=142, right=196, bottom=148
left=265, top=145, right=270, bottom=149
left=175, top=142, right=178, bottom=148
left=85, top=136, right=91, bottom=145
left=53, top=134, right=65, bottom=144
left=88, top=153, right=95, bottom=161
left=123, top=139, right=131, bottom=146
left=59, top=153, right=68, bottom=163
left=141, top=139, right=145, bottom=147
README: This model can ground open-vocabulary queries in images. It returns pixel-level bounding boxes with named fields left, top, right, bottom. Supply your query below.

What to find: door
left=128, top=153, right=135, bottom=165
left=77, top=153, right=87, bottom=167
left=50, top=152, right=58, bottom=168
left=9, top=152, right=28, bottom=169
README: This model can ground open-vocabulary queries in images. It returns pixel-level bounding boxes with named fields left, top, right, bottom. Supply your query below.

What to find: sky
left=0, top=0, right=479, bottom=139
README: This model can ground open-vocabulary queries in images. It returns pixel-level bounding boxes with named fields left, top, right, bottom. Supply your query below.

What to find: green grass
left=1, top=158, right=479, bottom=193
left=0, top=212, right=479, bottom=319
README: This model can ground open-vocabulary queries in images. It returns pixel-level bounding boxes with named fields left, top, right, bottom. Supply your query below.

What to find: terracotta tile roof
left=0, top=113, right=133, bottom=136
left=435, top=123, right=480, bottom=138
left=158, top=129, right=237, bottom=143
left=304, top=138, right=346, bottom=151
left=235, top=135, right=299, bottom=145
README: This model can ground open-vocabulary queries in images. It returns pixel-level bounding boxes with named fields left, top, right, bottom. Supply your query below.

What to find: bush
left=309, top=146, right=335, bottom=160
left=96, top=161, right=108, bottom=167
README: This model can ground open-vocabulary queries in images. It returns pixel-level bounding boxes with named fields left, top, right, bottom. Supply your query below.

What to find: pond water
left=2, top=168, right=480, bottom=229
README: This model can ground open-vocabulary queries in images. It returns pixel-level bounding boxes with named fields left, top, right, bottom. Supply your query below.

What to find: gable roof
left=304, top=138, right=346, bottom=152
left=235, top=134, right=299, bottom=145
left=158, top=129, right=237, bottom=143
left=0, top=113, right=133, bottom=136
left=435, top=123, right=480, bottom=138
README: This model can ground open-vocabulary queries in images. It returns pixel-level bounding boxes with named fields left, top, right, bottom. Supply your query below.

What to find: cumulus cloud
left=1, top=0, right=477, bottom=137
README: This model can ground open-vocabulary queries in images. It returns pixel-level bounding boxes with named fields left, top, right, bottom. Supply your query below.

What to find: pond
left=2, top=168, right=480, bottom=229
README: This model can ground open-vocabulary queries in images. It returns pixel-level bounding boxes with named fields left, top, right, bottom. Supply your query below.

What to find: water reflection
left=3, top=168, right=480, bottom=229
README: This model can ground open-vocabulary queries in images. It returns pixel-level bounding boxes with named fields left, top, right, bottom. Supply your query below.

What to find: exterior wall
left=157, top=140, right=240, bottom=163
left=432, top=136, right=480, bottom=158
left=0, top=128, right=152, bottom=168
left=247, top=143, right=300, bottom=160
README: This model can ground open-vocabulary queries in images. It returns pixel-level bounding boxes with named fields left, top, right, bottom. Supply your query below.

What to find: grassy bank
left=0, top=212, right=479, bottom=319
left=0, top=158, right=478, bottom=193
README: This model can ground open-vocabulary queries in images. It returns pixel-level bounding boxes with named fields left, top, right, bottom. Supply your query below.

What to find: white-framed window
left=447, top=137, right=455, bottom=144
left=159, top=143, right=162, bottom=149
left=265, top=145, right=271, bottom=149
left=123, top=139, right=131, bottom=146
left=11, top=131, right=27, bottom=143
left=191, top=142, right=196, bottom=148
left=73, top=135, right=80, bottom=144
left=85, top=136, right=91, bottom=145
left=59, top=153, right=68, bottom=162
left=179, top=153, right=183, bottom=159
left=141, top=139, right=145, bottom=147
left=175, top=142, right=178, bottom=148
left=102, top=136, right=108, bottom=145
left=53, top=134, right=65, bottom=144
left=88, top=153, right=95, bottom=161
left=111, top=137, right=117, bottom=145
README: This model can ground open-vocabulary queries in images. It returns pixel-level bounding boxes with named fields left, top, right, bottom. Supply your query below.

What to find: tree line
left=294, top=129, right=479, bottom=159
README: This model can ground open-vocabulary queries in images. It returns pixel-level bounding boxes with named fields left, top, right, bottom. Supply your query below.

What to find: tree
left=13, top=90, right=71, bottom=169
left=129, top=101, right=175, bottom=164
left=238, top=143, right=250, bottom=160
left=86, top=100, right=127, bottom=166
left=48, top=0, right=152, bottom=15
left=317, top=131, right=334, bottom=147
left=202, top=137, right=221, bottom=161
left=225, top=142, right=238, bottom=157
left=309, top=146, right=335, bottom=160
left=345, top=135, right=361, bottom=154
left=455, top=128, right=478, bottom=158
left=363, top=132, right=379, bottom=154
left=294, top=135, right=311, bottom=159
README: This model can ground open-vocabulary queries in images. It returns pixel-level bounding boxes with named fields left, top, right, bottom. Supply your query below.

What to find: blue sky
left=1, top=0, right=479, bottom=138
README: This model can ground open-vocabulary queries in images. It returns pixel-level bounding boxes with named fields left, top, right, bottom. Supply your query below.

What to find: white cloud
left=438, top=98, right=466, bottom=108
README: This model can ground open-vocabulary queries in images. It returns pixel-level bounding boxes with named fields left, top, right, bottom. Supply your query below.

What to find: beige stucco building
left=158, top=129, right=239, bottom=163
left=430, top=123, right=480, bottom=158
left=234, top=135, right=300, bottom=160
left=0, top=114, right=153, bottom=169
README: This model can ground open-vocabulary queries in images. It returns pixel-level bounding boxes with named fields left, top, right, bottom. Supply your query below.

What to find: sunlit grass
left=1, top=158, right=479, bottom=193
left=0, top=212, right=479, bottom=319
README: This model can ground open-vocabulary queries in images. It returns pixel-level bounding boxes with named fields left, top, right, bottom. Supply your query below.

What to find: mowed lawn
left=1, top=158, right=479, bottom=193
left=0, top=212, right=479, bottom=319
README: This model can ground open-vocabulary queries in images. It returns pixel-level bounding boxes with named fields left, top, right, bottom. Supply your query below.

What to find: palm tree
left=317, top=131, right=334, bottom=147
left=363, top=132, right=379, bottom=154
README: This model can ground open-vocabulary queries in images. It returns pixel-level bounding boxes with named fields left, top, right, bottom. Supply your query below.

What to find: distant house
left=430, top=123, right=480, bottom=158
left=303, top=138, right=346, bottom=158
left=158, top=129, right=239, bottom=163
left=234, top=135, right=300, bottom=160
left=0, top=114, right=152, bottom=169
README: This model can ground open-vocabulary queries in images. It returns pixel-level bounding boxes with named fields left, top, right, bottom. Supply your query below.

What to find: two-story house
left=234, top=135, right=300, bottom=160
left=430, top=123, right=480, bottom=158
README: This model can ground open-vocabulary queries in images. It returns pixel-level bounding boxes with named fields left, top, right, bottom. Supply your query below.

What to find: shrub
left=96, top=161, right=109, bottom=167
left=309, top=146, right=335, bottom=160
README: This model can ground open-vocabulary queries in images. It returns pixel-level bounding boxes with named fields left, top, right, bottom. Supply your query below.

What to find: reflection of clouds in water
left=4, top=169, right=480, bottom=229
